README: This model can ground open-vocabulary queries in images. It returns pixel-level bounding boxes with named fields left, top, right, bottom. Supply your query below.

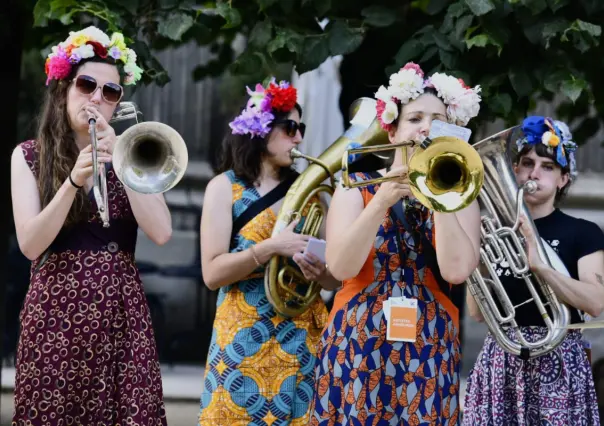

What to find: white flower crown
left=374, top=62, right=481, bottom=131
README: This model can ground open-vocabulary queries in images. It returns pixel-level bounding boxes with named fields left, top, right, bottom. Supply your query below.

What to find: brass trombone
left=341, top=126, right=485, bottom=213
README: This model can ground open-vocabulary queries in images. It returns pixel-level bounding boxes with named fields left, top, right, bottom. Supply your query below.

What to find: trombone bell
left=341, top=135, right=484, bottom=212
left=112, top=121, right=189, bottom=194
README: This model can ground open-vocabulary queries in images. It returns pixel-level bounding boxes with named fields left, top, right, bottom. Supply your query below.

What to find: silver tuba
left=466, top=126, right=571, bottom=359
left=90, top=101, right=189, bottom=227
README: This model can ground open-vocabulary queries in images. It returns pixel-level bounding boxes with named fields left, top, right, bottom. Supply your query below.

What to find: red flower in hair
left=266, top=84, right=297, bottom=112
left=86, top=41, right=108, bottom=59
left=458, top=78, right=470, bottom=89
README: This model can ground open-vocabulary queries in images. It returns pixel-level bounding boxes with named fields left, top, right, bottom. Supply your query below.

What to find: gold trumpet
left=341, top=133, right=485, bottom=213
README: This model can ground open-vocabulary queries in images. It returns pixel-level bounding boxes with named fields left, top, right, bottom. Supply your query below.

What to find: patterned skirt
left=462, top=327, right=600, bottom=426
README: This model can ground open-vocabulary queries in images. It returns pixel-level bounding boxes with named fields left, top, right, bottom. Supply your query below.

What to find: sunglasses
left=73, top=75, right=124, bottom=104
left=273, top=119, right=306, bottom=138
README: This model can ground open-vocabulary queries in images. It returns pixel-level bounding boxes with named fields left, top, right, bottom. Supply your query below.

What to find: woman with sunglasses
left=462, top=117, right=603, bottom=426
left=10, top=26, right=171, bottom=424
left=310, top=62, right=482, bottom=425
left=197, top=79, right=340, bottom=425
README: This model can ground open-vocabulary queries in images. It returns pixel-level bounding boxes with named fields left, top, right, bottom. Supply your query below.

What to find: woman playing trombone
left=10, top=26, right=171, bottom=424
left=463, top=116, right=603, bottom=426
left=310, top=62, right=483, bottom=425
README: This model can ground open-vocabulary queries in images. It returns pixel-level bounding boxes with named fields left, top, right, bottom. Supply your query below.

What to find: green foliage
left=31, top=0, right=604, bottom=143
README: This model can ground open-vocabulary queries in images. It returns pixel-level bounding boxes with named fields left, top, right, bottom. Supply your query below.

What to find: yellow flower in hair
left=542, top=131, right=560, bottom=147
left=71, top=34, right=89, bottom=47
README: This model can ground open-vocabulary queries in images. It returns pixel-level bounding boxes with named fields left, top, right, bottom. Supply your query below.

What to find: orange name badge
left=386, top=297, right=418, bottom=342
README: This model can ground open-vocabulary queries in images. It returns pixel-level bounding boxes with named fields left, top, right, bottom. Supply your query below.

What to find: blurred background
left=2, top=0, right=604, bottom=424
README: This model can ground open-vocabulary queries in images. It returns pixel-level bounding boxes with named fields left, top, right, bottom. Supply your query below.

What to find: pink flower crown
left=229, top=78, right=298, bottom=139
left=374, top=62, right=482, bottom=131
left=44, top=26, right=143, bottom=86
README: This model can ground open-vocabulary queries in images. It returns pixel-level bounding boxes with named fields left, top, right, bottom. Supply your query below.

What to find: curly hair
left=36, top=57, right=121, bottom=227
left=217, top=103, right=303, bottom=185
left=515, top=143, right=572, bottom=203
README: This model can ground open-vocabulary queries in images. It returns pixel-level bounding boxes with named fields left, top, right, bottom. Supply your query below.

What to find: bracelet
left=68, top=174, right=83, bottom=189
left=250, top=245, right=262, bottom=267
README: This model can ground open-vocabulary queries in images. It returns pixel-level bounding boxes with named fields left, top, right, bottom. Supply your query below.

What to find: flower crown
left=374, top=62, right=482, bottom=131
left=229, top=78, right=298, bottom=139
left=44, top=26, right=143, bottom=86
left=516, top=116, right=578, bottom=178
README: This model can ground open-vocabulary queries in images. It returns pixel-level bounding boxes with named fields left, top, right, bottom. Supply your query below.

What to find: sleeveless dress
left=311, top=172, right=461, bottom=426
left=12, top=140, right=167, bottom=426
left=198, top=170, right=329, bottom=425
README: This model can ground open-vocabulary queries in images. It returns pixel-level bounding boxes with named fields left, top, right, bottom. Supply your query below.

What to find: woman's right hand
left=270, top=218, right=310, bottom=257
left=70, top=144, right=112, bottom=187
left=373, top=165, right=414, bottom=209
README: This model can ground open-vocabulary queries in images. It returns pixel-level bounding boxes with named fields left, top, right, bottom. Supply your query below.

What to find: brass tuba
left=91, top=101, right=189, bottom=227
left=264, top=98, right=388, bottom=318
left=466, top=126, right=571, bottom=359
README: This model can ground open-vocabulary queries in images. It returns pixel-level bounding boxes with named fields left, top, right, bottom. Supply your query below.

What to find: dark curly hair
left=217, top=103, right=303, bottom=185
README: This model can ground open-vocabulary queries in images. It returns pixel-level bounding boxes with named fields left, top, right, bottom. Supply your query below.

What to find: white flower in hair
left=375, top=86, right=392, bottom=103
left=79, top=26, right=111, bottom=45
left=381, top=100, right=399, bottom=124
left=427, top=72, right=481, bottom=126
left=72, top=44, right=95, bottom=59
left=426, top=73, right=466, bottom=103
left=388, top=68, right=425, bottom=104
left=448, top=87, right=482, bottom=126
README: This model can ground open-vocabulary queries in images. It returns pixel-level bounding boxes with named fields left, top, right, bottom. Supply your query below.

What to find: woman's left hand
left=519, top=215, right=546, bottom=271
left=293, top=252, right=328, bottom=281
left=86, top=106, right=117, bottom=155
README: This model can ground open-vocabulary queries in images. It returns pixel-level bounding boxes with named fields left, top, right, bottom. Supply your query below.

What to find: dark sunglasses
left=73, top=75, right=124, bottom=104
left=273, top=119, right=306, bottom=138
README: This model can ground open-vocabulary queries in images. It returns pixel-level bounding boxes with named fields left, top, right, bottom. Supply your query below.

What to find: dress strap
left=19, top=140, right=40, bottom=178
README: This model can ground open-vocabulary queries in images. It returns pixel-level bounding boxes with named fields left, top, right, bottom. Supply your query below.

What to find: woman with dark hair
left=311, top=62, right=483, bottom=425
left=198, top=79, right=340, bottom=425
left=10, top=26, right=171, bottom=424
left=463, top=116, right=604, bottom=426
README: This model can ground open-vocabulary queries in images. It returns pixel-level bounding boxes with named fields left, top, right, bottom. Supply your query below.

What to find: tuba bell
left=466, top=126, right=571, bottom=359
left=91, top=102, right=189, bottom=227
left=264, top=98, right=388, bottom=318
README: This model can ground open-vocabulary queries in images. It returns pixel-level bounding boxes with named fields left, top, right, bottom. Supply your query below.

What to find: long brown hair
left=36, top=58, right=120, bottom=227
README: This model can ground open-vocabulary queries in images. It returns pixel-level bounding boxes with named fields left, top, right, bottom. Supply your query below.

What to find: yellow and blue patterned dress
left=198, top=170, right=328, bottom=425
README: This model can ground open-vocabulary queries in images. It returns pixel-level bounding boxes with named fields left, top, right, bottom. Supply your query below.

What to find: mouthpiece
left=290, top=148, right=302, bottom=158
left=524, top=180, right=538, bottom=194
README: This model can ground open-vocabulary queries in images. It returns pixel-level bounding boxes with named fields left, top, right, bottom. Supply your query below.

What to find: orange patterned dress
left=311, top=172, right=462, bottom=425
left=198, top=170, right=328, bottom=425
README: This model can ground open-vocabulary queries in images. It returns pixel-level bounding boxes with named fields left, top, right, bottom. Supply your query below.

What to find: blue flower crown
left=516, top=116, right=578, bottom=179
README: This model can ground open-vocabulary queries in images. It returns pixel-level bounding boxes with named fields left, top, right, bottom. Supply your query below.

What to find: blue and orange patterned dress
left=198, top=170, right=329, bottom=425
left=310, top=172, right=462, bottom=426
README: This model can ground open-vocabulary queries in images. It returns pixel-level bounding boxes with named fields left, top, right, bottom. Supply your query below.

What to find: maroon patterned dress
left=12, top=140, right=167, bottom=426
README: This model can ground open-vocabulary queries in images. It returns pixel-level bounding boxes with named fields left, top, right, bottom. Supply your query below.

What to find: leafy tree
left=30, top=0, right=604, bottom=143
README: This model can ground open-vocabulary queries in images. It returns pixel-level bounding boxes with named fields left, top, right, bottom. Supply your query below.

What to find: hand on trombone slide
left=86, top=106, right=117, bottom=154
left=70, top=144, right=112, bottom=188
left=373, top=165, right=415, bottom=208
